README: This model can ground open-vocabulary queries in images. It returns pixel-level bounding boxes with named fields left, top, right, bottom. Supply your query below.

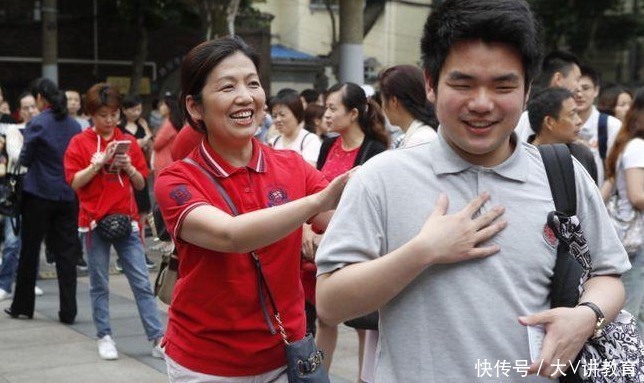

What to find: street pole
left=42, top=0, right=58, bottom=84
left=339, top=0, right=363, bottom=84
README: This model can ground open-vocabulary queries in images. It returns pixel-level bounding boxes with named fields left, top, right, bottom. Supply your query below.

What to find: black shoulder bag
left=183, top=158, right=330, bottom=383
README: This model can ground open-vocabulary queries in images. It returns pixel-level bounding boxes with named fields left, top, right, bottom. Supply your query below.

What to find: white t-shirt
left=578, top=107, right=621, bottom=185
left=615, top=137, right=644, bottom=219
left=514, top=111, right=533, bottom=142
left=399, top=120, right=438, bottom=149
left=271, top=128, right=321, bottom=165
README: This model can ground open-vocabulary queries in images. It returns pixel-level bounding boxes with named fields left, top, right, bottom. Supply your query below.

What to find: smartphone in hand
left=108, top=140, right=131, bottom=171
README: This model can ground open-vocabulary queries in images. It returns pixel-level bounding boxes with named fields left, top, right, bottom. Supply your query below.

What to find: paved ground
left=0, top=244, right=360, bottom=383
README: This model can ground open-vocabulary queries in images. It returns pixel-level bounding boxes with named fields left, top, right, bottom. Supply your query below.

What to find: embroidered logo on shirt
left=543, top=223, right=558, bottom=248
left=267, top=188, right=290, bottom=207
left=170, top=185, right=192, bottom=205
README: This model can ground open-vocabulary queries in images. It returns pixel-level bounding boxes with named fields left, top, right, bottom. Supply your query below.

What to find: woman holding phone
left=64, top=83, right=164, bottom=361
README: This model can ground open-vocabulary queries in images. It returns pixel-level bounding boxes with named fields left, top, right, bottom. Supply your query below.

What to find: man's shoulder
left=606, top=114, right=622, bottom=131
left=357, top=141, right=435, bottom=180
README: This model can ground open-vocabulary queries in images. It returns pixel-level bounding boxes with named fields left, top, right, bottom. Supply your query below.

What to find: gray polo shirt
left=316, top=129, right=630, bottom=383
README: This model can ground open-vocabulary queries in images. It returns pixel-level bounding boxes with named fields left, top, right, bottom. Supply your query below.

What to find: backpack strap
left=538, top=144, right=576, bottom=216
left=538, top=144, right=584, bottom=311
left=300, top=132, right=312, bottom=152
left=598, top=113, right=608, bottom=161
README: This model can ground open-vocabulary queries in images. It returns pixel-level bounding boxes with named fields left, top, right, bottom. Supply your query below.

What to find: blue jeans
left=0, top=216, right=21, bottom=293
left=622, top=247, right=644, bottom=336
left=81, top=229, right=164, bottom=340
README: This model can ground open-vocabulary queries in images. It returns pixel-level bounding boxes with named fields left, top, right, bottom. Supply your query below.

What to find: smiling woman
left=153, top=36, right=351, bottom=383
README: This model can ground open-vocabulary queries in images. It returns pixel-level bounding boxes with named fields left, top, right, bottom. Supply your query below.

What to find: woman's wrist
left=126, top=166, right=138, bottom=178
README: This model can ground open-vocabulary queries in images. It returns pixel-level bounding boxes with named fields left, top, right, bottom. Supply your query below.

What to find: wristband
left=126, top=168, right=137, bottom=178
left=91, top=163, right=100, bottom=173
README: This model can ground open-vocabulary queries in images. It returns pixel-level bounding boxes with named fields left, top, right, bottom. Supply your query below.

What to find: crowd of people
left=0, top=0, right=642, bottom=381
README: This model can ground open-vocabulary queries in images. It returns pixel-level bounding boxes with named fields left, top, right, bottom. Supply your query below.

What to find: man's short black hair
left=580, top=64, right=601, bottom=88
left=420, top=0, right=542, bottom=93
left=300, top=88, right=320, bottom=105
left=536, top=50, right=581, bottom=88
left=527, top=87, right=574, bottom=135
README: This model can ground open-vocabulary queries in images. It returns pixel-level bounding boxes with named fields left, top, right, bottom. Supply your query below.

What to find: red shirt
left=321, top=137, right=360, bottom=181
left=152, top=120, right=182, bottom=175
left=154, top=138, right=328, bottom=376
left=64, top=128, right=148, bottom=227
left=170, top=125, right=203, bottom=161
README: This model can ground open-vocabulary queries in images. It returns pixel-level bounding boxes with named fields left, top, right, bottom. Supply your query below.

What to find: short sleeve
left=622, top=138, right=644, bottom=170
left=573, top=159, right=631, bottom=276
left=315, top=171, right=385, bottom=275
left=64, top=136, right=87, bottom=185
left=154, top=164, right=211, bottom=242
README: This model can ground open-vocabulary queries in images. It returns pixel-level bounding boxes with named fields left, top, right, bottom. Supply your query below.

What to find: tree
left=117, top=0, right=196, bottom=95
left=528, top=0, right=642, bottom=59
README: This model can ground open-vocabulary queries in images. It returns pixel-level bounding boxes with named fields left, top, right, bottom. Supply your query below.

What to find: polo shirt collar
left=431, top=126, right=529, bottom=183
left=198, top=137, right=266, bottom=178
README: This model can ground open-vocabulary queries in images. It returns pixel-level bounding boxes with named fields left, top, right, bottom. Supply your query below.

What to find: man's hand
left=519, top=306, right=596, bottom=379
left=411, top=192, right=507, bottom=266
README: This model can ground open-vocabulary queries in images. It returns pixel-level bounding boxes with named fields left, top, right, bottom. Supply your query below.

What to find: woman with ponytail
left=317, top=82, right=388, bottom=178
left=379, top=65, right=438, bottom=149
left=6, top=78, right=81, bottom=324
left=315, top=82, right=388, bottom=379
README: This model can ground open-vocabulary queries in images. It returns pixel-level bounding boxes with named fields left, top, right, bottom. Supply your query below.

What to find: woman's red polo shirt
left=154, top=138, right=328, bottom=376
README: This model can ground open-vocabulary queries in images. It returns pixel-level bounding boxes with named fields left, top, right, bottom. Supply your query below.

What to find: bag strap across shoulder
left=598, top=113, right=608, bottom=161
left=538, top=144, right=576, bottom=216
left=181, top=158, right=290, bottom=343
left=539, top=144, right=585, bottom=311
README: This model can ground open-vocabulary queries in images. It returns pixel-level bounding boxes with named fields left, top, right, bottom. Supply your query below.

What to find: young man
left=527, top=87, right=597, bottom=183
left=575, top=65, right=621, bottom=186
left=515, top=51, right=583, bottom=141
left=315, top=1, right=629, bottom=381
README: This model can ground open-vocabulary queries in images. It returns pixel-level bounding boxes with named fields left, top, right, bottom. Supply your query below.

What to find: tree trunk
left=226, top=0, right=241, bottom=36
left=130, top=11, right=148, bottom=96
left=202, top=0, right=231, bottom=40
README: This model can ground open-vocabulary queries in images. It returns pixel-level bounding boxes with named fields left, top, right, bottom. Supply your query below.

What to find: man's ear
left=185, top=95, right=204, bottom=124
left=550, top=72, right=563, bottom=88
left=543, top=115, right=556, bottom=132
left=424, top=70, right=436, bottom=103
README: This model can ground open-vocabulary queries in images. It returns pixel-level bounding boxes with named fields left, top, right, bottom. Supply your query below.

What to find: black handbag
left=183, top=158, right=330, bottom=382
left=95, top=214, right=132, bottom=242
left=0, top=160, right=23, bottom=235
